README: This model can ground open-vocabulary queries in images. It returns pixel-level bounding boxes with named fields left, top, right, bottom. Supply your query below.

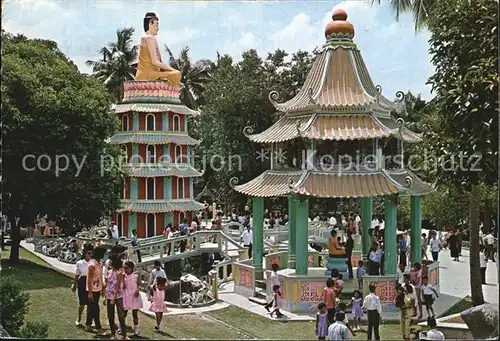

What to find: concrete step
left=248, top=296, right=267, bottom=305
left=255, top=279, right=267, bottom=290
left=254, top=287, right=267, bottom=300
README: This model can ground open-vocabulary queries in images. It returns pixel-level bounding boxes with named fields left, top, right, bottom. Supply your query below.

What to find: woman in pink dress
left=122, top=261, right=143, bottom=336
left=149, top=276, right=169, bottom=333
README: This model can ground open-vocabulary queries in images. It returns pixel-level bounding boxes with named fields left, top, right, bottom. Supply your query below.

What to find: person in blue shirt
left=399, top=234, right=408, bottom=267
left=179, top=219, right=188, bottom=252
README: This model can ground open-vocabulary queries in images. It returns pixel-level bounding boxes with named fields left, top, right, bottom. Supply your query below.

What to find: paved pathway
left=425, top=248, right=498, bottom=304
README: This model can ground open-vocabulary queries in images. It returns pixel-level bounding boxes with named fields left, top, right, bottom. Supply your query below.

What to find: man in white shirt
left=429, top=233, right=441, bottom=261
left=111, top=222, right=119, bottom=239
left=483, top=232, right=495, bottom=261
left=264, top=263, right=280, bottom=312
left=479, top=245, right=487, bottom=284
left=354, top=214, right=361, bottom=235
left=328, top=312, right=350, bottom=340
left=362, top=285, right=382, bottom=340
left=147, top=260, right=166, bottom=300
left=241, top=226, right=253, bottom=258
left=329, top=215, right=337, bottom=227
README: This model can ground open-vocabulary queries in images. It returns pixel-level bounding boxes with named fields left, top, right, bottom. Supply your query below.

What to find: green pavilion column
left=295, top=197, right=309, bottom=275
left=361, top=197, right=373, bottom=261
left=287, top=196, right=297, bottom=269
left=410, top=196, right=422, bottom=265
left=252, top=197, right=264, bottom=278
left=384, top=195, right=398, bottom=275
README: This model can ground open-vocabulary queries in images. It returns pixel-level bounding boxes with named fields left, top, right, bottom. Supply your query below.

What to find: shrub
left=0, top=276, right=30, bottom=335
left=18, top=321, right=49, bottom=339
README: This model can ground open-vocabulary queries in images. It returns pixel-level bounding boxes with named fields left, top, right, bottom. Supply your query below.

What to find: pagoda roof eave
left=125, top=163, right=202, bottom=177
left=108, top=132, right=201, bottom=145
left=233, top=168, right=434, bottom=198
left=383, top=169, right=436, bottom=196
left=118, top=199, right=205, bottom=213
left=112, top=103, right=200, bottom=116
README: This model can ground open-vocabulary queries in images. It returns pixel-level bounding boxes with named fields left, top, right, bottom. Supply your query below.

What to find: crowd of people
left=70, top=243, right=172, bottom=339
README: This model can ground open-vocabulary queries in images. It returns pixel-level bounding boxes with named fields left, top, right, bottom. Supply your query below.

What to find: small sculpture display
left=165, top=274, right=213, bottom=305
left=33, top=237, right=81, bottom=264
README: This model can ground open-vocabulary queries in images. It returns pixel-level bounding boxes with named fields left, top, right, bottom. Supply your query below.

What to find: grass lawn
left=206, top=305, right=423, bottom=340
left=0, top=247, right=245, bottom=340
left=1, top=246, right=423, bottom=340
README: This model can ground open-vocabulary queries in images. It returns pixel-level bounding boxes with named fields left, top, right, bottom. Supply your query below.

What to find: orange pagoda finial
left=324, top=9, right=355, bottom=40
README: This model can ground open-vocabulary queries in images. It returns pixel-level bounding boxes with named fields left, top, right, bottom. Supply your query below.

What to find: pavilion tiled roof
left=305, top=114, right=391, bottom=140
left=384, top=169, right=435, bottom=195
left=233, top=170, right=305, bottom=197
left=294, top=172, right=399, bottom=198
left=126, top=164, right=202, bottom=178
left=270, top=44, right=399, bottom=114
left=108, top=132, right=200, bottom=145
left=247, top=113, right=420, bottom=143
left=118, top=199, right=205, bottom=213
left=375, top=116, right=423, bottom=143
left=113, top=103, right=199, bottom=116
left=233, top=169, right=432, bottom=198
left=248, top=115, right=314, bottom=143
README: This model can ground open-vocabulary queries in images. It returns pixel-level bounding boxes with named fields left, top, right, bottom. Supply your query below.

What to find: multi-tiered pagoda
left=231, top=9, right=436, bottom=313
left=109, top=81, right=204, bottom=238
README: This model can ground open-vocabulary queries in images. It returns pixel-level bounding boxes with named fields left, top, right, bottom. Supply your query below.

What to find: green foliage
left=0, top=276, right=30, bottom=336
left=18, top=321, right=49, bottom=339
left=422, top=185, right=469, bottom=229
left=1, top=33, right=124, bottom=250
left=196, top=49, right=315, bottom=206
left=86, top=28, right=138, bottom=102
left=165, top=45, right=212, bottom=109
left=372, top=0, right=436, bottom=32
left=425, top=0, right=498, bottom=190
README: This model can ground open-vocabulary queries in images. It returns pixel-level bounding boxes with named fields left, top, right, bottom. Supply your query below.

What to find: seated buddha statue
left=328, top=229, right=346, bottom=257
left=135, top=12, right=181, bottom=85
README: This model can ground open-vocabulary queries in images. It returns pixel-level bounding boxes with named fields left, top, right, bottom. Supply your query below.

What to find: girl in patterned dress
left=149, top=276, right=169, bottom=332
left=122, top=261, right=143, bottom=336
left=104, top=254, right=128, bottom=340
left=316, top=303, right=328, bottom=340
left=350, top=290, right=363, bottom=331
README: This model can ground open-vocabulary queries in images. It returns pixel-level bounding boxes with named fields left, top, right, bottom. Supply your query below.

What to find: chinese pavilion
left=230, top=9, right=437, bottom=313
left=110, top=82, right=204, bottom=238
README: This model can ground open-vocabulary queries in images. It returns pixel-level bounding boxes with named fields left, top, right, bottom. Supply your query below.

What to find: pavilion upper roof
left=231, top=169, right=435, bottom=199
left=268, top=9, right=404, bottom=116
left=247, top=113, right=422, bottom=143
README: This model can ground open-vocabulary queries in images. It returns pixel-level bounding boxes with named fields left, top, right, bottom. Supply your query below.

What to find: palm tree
left=372, top=0, right=434, bottom=31
left=86, top=28, right=138, bottom=102
left=165, top=45, right=212, bottom=109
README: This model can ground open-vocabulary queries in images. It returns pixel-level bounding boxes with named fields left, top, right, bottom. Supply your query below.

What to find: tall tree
left=424, top=0, right=498, bottom=305
left=165, top=46, right=212, bottom=109
left=86, top=28, right=138, bottom=102
left=1, top=33, right=124, bottom=261
left=372, top=0, right=435, bottom=31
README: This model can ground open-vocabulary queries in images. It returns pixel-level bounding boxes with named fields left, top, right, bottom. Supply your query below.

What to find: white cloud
left=159, top=27, right=201, bottom=46
left=270, top=13, right=323, bottom=53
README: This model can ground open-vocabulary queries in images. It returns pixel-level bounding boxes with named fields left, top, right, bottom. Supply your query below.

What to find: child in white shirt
left=421, top=276, right=439, bottom=318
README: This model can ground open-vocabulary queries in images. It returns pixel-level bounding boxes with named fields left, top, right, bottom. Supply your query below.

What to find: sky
left=3, top=0, right=434, bottom=100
